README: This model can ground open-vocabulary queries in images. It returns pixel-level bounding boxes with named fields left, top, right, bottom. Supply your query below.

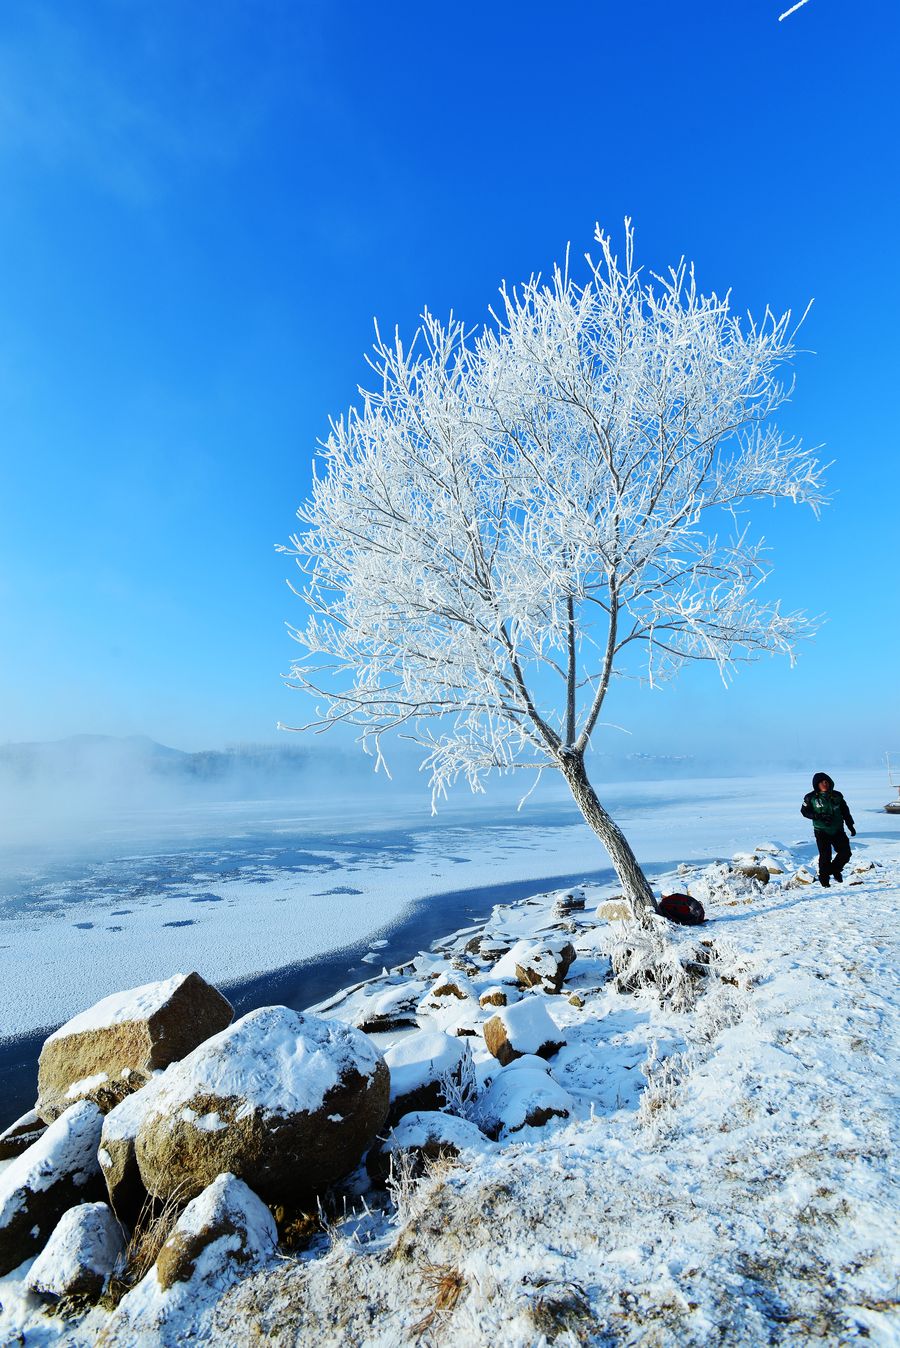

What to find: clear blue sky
left=0, top=0, right=896, bottom=772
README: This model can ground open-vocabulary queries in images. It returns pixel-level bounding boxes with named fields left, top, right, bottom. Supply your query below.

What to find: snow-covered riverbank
left=1, top=769, right=890, bottom=1041
left=211, top=835, right=900, bottom=1346
left=1, top=811, right=897, bottom=1345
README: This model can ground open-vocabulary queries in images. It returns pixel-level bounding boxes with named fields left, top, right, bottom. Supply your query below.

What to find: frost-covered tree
left=281, top=223, right=826, bottom=921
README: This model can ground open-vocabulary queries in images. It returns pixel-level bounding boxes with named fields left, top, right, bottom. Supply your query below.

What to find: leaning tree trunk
left=559, top=751, right=658, bottom=923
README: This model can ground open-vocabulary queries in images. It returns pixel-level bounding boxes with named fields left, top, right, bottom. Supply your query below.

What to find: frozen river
left=1, top=769, right=889, bottom=1050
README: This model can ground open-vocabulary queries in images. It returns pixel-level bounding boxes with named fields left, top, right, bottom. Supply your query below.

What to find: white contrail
left=778, top=0, right=812, bottom=18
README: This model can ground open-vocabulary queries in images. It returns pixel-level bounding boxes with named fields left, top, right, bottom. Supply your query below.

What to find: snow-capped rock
left=490, top=937, right=576, bottom=993
left=134, top=1006, right=389, bottom=1205
left=478, top=1062, right=573, bottom=1139
left=384, top=1029, right=473, bottom=1124
left=368, top=1110, right=494, bottom=1182
left=482, top=997, right=565, bottom=1066
left=0, top=1101, right=104, bottom=1276
left=417, top=971, right=479, bottom=1018
left=479, top=934, right=512, bottom=961
left=0, top=1109, right=46, bottom=1162
left=37, top=972, right=233, bottom=1123
left=553, top=890, right=586, bottom=917
left=479, top=985, right=516, bottom=1008
left=27, top=1201, right=125, bottom=1302
left=353, top=980, right=425, bottom=1033
left=99, top=1173, right=276, bottom=1345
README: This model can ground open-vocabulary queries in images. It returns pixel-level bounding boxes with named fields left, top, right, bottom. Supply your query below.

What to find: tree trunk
left=559, top=751, right=658, bottom=923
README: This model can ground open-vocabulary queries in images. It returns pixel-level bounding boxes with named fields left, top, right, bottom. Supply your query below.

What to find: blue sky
left=0, top=0, right=896, bottom=775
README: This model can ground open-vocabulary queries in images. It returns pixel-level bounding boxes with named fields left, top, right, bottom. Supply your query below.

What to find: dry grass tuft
left=272, top=1203, right=323, bottom=1251
left=100, top=1185, right=191, bottom=1309
left=527, top=1278, right=596, bottom=1342
left=127, top=1187, right=190, bottom=1283
left=409, top=1262, right=466, bottom=1339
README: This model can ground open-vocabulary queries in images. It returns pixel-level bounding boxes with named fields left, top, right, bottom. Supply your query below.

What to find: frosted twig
left=778, top=0, right=812, bottom=19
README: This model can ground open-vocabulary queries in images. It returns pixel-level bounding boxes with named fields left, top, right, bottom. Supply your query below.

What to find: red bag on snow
left=658, top=893, right=706, bottom=925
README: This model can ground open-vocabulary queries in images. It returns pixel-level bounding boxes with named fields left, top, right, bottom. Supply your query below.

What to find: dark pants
left=815, top=829, right=852, bottom=881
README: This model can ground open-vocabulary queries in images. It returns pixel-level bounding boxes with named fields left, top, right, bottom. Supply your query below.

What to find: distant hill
left=0, top=734, right=318, bottom=793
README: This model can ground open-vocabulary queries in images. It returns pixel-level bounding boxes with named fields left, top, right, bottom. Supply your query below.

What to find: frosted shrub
left=437, top=1049, right=480, bottom=1120
left=611, top=920, right=697, bottom=1010
left=638, top=1042, right=690, bottom=1141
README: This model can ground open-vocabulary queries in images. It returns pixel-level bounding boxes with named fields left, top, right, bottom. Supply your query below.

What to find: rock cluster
left=0, top=971, right=389, bottom=1314
left=98, top=1173, right=278, bottom=1344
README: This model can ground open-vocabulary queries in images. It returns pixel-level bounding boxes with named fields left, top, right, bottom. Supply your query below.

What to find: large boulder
left=483, top=997, right=565, bottom=1066
left=99, top=1072, right=169, bottom=1226
left=98, top=1173, right=276, bottom=1346
left=26, top=1201, right=125, bottom=1303
left=0, top=1100, right=105, bottom=1276
left=383, top=1029, right=473, bottom=1125
left=37, top=972, right=234, bottom=1123
left=490, top=938, right=576, bottom=993
left=134, top=1006, right=389, bottom=1206
left=0, top=1108, right=47, bottom=1161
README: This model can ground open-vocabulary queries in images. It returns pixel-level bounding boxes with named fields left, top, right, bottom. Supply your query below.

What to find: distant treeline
left=0, top=737, right=314, bottom=785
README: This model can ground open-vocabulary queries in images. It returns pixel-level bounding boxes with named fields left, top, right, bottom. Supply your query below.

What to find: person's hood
left=812, top=772, right=834, bottom=791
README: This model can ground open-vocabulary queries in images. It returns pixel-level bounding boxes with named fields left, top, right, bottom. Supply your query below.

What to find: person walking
left=801, top=772, right=856, bottom=887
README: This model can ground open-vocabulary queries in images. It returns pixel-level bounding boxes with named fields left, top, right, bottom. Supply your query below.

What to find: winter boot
left=832, top=870, right=844, bottom=883
left=819, top=875, right=830, bottom=887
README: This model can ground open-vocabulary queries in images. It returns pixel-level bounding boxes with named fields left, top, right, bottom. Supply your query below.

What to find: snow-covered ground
left=0, top=769, right=887, bottom=1039
left=216, top=829, right=900, bottom=1344
left=1, top=769, right=897, bottom=1345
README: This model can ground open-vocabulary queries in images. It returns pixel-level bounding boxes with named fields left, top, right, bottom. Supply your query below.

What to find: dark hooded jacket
left=801, top=773, right=855, bottom=835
